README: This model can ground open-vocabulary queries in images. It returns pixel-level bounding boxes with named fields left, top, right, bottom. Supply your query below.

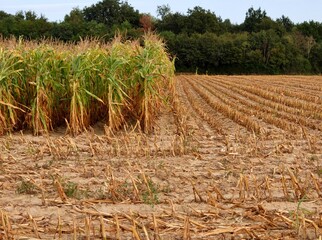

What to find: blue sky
left=1, top=0, right=321, bottom=24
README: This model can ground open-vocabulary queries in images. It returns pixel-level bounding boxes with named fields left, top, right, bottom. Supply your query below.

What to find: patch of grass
left=63, top=181, right=88, bottom=199
left=42, top=159, right=54, bottom=169
left=94, top=187, right=106, bottom=200
left=101, top=179, right=134, bottom=202
left=51, top=177, right=88, bottom=199
left=142, top=179, right=159, bottom=206
left=308, top=155, right=318, bottom=162
left=16, top=180, right=38, bottom=194
left=287, top=195, right=317, bottom=235
left=64, top=181, right=78, bottom=198
left=317, top=168, right=322, bottom=177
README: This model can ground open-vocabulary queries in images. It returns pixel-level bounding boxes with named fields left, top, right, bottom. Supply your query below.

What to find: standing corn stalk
left=0, top=33, right=175, bottom=135
left=96, top=39, right=131, bottom=131
left=133, top=33, right=175, bottom=132
left=27, top=48, right=54, bottom=135
left=0, top=49, right=24, bottom=134
left=69, top=53, right=95, bottom=135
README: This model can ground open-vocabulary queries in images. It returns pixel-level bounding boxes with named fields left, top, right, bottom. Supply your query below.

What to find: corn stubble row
left=0, top=34, right=175, bottom=135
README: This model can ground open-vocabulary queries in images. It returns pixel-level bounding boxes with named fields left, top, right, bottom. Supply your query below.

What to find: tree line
left=1, top=0, right=322, bottom=74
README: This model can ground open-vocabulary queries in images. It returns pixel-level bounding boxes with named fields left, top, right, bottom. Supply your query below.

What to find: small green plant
left=317, top=168, right=322, bottom=177
left=157, top=161, right=165, bottom=169
left=309, top=155, right=318, bottom=161
left=106, top=180, right=132, bottom=201
left=95, top=187, right=107, bottom=200
left=64, top=181, right=78, bottom=198
left=295, top=197, right=304, bottom=229
left=288, top=195, right=315, bottom=235
left=309, top=154, right=322, bottom=177
left=142, top=179, right=159, bottom=206
left=16, top=180, right=37, bottom=194
left=42, top=159, right=54, bottom=169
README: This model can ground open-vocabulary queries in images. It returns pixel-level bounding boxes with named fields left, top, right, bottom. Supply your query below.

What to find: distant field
left=0, top=75, right=321, bottom=239
left=177, top=75, right=322, bottom=135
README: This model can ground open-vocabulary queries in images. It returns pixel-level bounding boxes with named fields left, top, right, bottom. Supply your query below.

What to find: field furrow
left=235, top=76, right=322, bottom=104
left=177, top=76, right=225, bottom=134
left=237, top=75, right=322, bottom=92
left=212, top=76, right=322, bottom=116
left=200, top=76, right=322, bottom=132
left=186, top=76, right=300, bottom=136
left=207, top=76, right=320, bottom=118
left=182, top=76, right=263, bottom=134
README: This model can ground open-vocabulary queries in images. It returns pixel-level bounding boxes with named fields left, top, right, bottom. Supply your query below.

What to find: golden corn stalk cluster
left=0, top=33, right=175, bottom=135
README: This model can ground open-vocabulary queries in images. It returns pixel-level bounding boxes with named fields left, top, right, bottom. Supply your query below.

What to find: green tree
left=297, top=21, right=322, bottom=42
left=156, top=4, right=171, bottom=20
left=156, top=12, right=186, bottom=34
left=250, top=29, right=279, bottom=65
left=0, top=10, right=11, bottom=20
left=52, top=8, right=107, bottom=41
left=309, top=43, right=322, bottom=73
left=276, top=15, right=294, bottom=32
left=186, top=7, right=221, bottom=34
left=242, top=7, right=267, bottom=32
left=0, top=11, right=53, bottom=39
left=83, top=0, right=140, bottom=29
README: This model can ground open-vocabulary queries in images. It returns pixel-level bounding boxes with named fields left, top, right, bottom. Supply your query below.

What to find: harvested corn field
left=0, top=74, right=322, bottom=239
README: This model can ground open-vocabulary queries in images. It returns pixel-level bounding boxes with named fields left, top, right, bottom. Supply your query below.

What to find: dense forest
left=1, top=0, right=322, bottom=74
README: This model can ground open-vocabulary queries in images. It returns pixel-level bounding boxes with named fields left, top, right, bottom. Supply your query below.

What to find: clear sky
left=0, top=0, right=321, bottom=24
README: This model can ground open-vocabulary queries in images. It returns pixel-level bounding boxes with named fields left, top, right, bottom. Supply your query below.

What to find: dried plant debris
left=0, top=75, right=321, bottom=239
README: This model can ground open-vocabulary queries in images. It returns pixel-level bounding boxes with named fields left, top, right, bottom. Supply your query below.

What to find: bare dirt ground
left=0, top=75, right=321, bottom=239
